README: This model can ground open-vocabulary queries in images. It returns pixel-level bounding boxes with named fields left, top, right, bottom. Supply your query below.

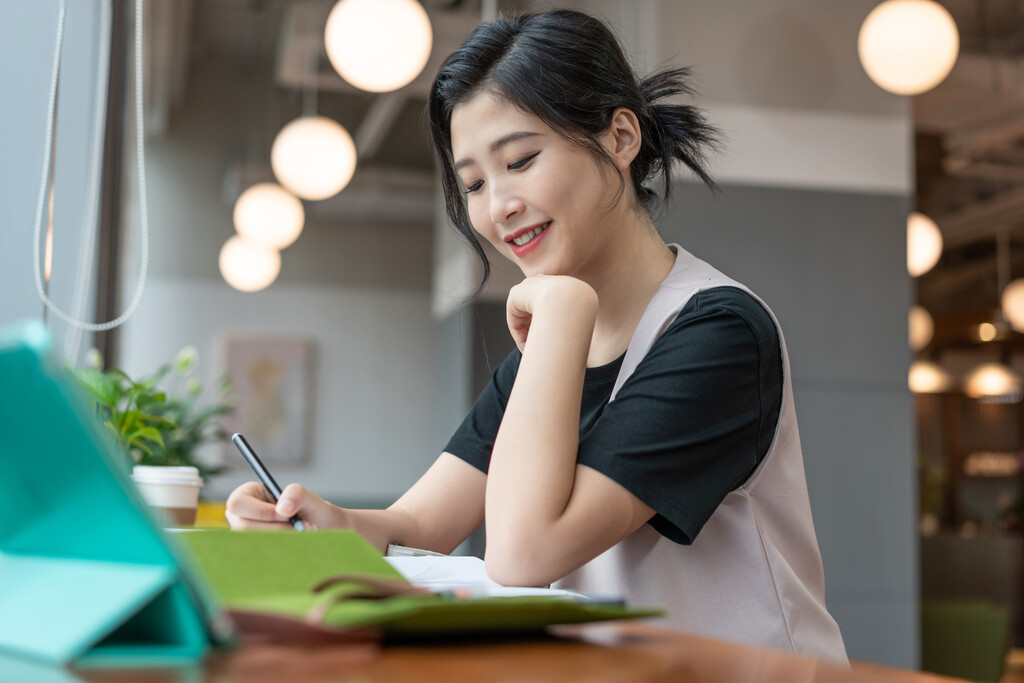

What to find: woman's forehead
left=450, top=92, right=547, bottom=153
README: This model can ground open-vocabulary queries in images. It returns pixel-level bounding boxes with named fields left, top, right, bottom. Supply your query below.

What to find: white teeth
left=512, top=223, right=548, bottom=247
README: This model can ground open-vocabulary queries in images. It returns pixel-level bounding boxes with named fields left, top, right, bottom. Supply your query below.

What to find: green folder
left=180, top=528, right=663, bottom=637
left=0, top=321, right=228, bottom=668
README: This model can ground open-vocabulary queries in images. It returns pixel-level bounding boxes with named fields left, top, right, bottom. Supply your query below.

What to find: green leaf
left=71, top=368, right=122, bottom=407
left=127, top=426, right=165, bottom=448
left=107, top=369, right=133, bottom=384
left=139, top=413, right=177, bottom=428
left=175, top=346, right=198, bottom=375
left=136, top=392, right=168, bottom=412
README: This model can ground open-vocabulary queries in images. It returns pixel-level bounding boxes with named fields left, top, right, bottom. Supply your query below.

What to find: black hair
left=427, top=9, right=721, bottom=290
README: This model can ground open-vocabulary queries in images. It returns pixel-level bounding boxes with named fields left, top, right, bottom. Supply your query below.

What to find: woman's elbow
left=484, top=544, right=559, bottom=587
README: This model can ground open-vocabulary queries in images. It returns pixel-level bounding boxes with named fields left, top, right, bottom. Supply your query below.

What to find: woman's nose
left=489, top=184, right=525, bottom=225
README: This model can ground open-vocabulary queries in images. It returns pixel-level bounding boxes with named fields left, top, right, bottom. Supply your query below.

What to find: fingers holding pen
left=225, top=481, right=289, bottom=529
left=225, top=480, right=346, bottom=531
left=278, top=482, right=345, bottom=530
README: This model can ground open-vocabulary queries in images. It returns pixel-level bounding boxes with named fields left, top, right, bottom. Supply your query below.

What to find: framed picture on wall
left=220, top=334, right=315, bottom=465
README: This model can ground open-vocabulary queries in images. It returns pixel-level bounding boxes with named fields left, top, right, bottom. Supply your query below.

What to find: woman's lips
left=507, top=222, right=550, bottom=257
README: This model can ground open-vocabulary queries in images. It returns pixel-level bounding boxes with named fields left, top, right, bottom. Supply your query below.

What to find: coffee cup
left=131, top=465, right=204, bottom=527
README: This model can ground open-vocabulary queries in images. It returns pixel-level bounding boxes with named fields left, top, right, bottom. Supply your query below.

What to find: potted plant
left=72, top=346, right=234, bottom=525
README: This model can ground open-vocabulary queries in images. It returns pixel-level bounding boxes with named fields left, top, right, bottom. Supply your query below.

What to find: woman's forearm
left=485, top=282, right=597, bottom=580
left=335, top=507, right=419, bottom=555
left=339, top=452, right=488, bottom=555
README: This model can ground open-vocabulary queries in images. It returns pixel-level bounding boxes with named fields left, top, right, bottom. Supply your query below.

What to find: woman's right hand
left=225, top=481, right=345, bottom=531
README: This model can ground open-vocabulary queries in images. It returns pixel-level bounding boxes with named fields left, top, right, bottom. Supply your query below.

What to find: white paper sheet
left=384, top=555, right=588, bottom=599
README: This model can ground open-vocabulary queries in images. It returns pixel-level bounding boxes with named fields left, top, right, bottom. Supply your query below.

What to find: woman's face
left=450, top=92, right=624, bottom=279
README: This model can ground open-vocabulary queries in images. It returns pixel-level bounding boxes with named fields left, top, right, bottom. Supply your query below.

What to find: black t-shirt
left=444, top=286, right=783, bottom=545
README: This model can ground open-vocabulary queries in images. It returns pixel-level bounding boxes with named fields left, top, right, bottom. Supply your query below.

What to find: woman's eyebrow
left=454, top=131, right=540, bottom=172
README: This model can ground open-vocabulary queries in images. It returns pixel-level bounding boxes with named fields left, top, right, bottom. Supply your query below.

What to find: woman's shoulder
left=670, top=286, right=778, bottom=340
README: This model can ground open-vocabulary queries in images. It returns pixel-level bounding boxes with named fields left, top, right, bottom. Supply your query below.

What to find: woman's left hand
left=505, top=275, right=598, bottom=352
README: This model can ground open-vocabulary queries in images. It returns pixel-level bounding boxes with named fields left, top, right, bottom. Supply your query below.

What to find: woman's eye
left=465, top=180, right=484, bottom=194
left=508, top=152, right=540, bottom=170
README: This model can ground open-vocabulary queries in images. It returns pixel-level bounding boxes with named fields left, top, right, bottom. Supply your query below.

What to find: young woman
left=227, top=9, right=847, bottom=664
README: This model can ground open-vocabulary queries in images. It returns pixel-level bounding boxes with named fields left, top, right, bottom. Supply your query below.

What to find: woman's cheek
left=467, top=204, right=499, bottom=246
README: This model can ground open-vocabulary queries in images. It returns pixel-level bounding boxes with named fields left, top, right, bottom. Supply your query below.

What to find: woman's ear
left=604, top=106, right=642, bottom=171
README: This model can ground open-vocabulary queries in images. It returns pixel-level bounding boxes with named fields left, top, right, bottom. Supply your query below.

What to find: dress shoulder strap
left=612, top=244, right=748, bottom=400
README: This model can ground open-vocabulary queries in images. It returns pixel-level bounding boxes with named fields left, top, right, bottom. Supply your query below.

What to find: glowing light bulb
left=909, top=360, right=952, bottom=393
left=908, top=212, right=943, bottom=277
left=965, top=363, right=1021, bottom=399
left=233, top=183, right=305, bottom=250
left=324, top=0, right=433, bottom=93
left=1001, top=278, right=1024, bottom=332
left=271, top=116, right=356, bottom=201
left=219, top=236, right=281, bottom=292
left=858, top=0, right=959, bottom=95
left=909, top=305, right=934, bottom=351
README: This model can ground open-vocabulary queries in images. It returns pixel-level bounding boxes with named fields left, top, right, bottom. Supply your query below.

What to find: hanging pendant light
left=977, top=322, right=999, bottom=342
left=1002, top=279, right=1024, bottom=332
left=233, top=183, right=305, bottom=250
left=324, top=0, right=433, bottom=93
left=964, top=362, right=1022, bottom=400
left=219, top=236, right=282, bottom=293
left=908, top=212, right=943, bottom=277
left=271, top=116, right=357, bottom=201
left=909, top=360, right=952, bottom=393
left=858, top=0, right=959, bottom=96
left=909, top=305, right=934, bottom=351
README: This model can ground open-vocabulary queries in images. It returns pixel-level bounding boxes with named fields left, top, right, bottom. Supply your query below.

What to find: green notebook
left=0, top=321, right=229, bottom=668
left=180, top=528, right=663, bottom=637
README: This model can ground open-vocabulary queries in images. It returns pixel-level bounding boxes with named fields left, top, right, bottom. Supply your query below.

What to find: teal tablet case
left=0, top=321, right=227, bottom=667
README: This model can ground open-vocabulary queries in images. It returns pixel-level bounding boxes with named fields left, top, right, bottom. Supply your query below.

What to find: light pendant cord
left=33, top=0, right=149, bottom=333
left=66, top=0, right=112, bottom=362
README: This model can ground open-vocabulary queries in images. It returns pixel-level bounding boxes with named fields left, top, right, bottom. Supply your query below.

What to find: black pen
left=231, top=432, right=306, bottom=531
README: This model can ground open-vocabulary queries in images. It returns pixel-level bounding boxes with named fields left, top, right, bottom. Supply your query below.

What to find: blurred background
left=1, top=0, right=1023, bottom=676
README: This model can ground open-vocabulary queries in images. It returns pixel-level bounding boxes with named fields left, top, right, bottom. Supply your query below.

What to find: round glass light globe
left=858, top=0, right=959, bottom=95
left=271, top=116, right=357, bottom=201
left=219, top=236, right=281, bottom=293
left=1002, top=278, right=1024, bottom=331
left=324, top=0, right=433, bottom=93
left=908, top=360, right=951, bottom=393
left=907, top=212, right=943, bottom=277
left=965, top=362, right=1021, bottom=399
left=233, top=183, right=305, bottom=250
left=909, top=305, right=934, bottom=351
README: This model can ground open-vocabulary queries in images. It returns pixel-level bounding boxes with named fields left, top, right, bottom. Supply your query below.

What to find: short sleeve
left=444, top=349, right=521, bottom=473
left=576, top=287, right=783, bottom=545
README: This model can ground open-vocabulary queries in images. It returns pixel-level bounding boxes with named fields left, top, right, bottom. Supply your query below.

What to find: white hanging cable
left=34, top=0, right=149, bottom=333
left=66, top=0, right=112, bottom=362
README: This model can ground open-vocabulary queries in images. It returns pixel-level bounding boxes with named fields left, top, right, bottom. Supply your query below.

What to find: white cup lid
left=131, top=465, right=204, bottom=487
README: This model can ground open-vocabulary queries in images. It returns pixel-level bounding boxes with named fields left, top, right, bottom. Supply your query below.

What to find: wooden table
left=79, top=623, right=962, bottom=683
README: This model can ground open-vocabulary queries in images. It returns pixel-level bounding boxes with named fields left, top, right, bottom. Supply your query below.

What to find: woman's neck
left=580, top=211, right=675, bottom=366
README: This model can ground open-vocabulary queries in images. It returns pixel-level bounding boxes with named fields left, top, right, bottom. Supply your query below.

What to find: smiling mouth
left=509, top=222, right=550, bottom=247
